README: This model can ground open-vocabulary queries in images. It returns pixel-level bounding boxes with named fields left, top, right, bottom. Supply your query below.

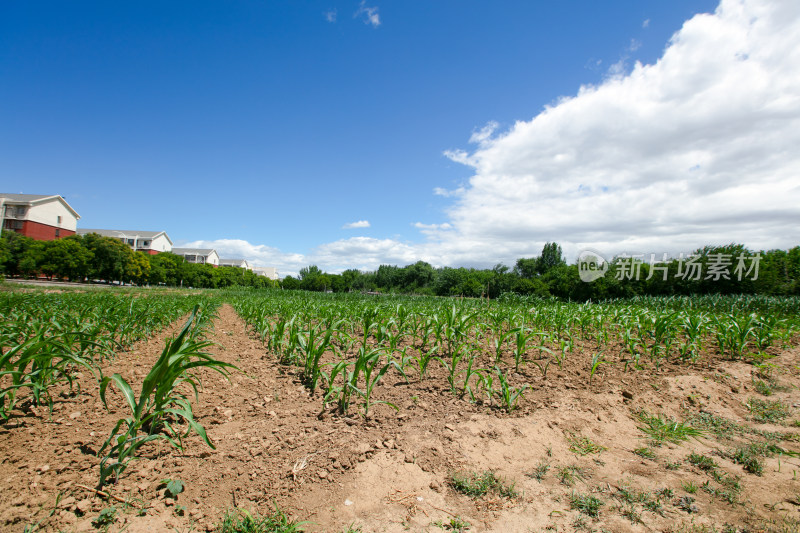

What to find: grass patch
left=747, top=398, right=791, bottom=424
left=566, top=432, right=607, bottom=456
left=753, top=379, right=773, bottom=396
left=569, top=492, right=603, bottom=517
left=681, top=481, right=698, bottom=494
left=674, top=495, right=699, bottom=514
left=633, top=447, right=656, bottom=460
left=433, top=516, right=470, bottom=532
left=687, top=452, right=717, bottom=472
left=557, top=465, right=590, bottom=487
left=665, top=461, right=681, bottom=470
left=526, top=459, right=550, bottom=482
left=216, top=507, right=306, bottom=533
left=702, top=473, right=742, bottom=504
left=730, top=446, right=764, bottom=475
left=637, top=412, right=703, bottom=446
left=448, top=470, right=517, bottom=499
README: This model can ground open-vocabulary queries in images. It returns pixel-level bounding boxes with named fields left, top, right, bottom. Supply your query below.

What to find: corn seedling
left=493, top=365, right=527, bottom=412
left=98, top=307, right=236, bottom=486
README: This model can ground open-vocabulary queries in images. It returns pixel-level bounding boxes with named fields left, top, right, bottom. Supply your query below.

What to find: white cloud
left=468, top=121, right=499, bottom=146
left=325, top=9, right=337, bottom=23
left=643, top=18, right=651, bottom=29
left=186, top=0, right=800, bottom=276
left=432, top=186, right=465, bottom=198
left=438, top=0, right=800, bottom=263
left=342, top=220, right=371, bottom=229
left=355, top=1, right=381, bottom=27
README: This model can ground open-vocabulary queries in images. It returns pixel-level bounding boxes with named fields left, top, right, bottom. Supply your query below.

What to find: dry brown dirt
left=1, top=304, right=799, bottom=532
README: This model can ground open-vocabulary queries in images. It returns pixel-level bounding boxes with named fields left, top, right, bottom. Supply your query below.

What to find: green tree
left=82, top=233, right=135, bottom=283
left=537, top=242, right=566, bottom=275
left=45, top=237, right=93, bottom=281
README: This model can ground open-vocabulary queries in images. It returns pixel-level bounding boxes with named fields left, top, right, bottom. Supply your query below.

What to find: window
left=57, top=216, right=62, bottom=224
left=55, top=229, right=60, bottom=237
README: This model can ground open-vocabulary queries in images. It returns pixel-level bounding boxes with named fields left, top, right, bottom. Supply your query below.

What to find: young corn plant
left=461, top=355, right=482, bottom=402
left=589, top=351, right=607, bottom=385
left=493, top=366, right=527, bottom=412
left=355, top=346, right=398, bottom=418
left=436, top=345, right=466, bottom=394
left=0, top=334, right=93, bottom=419
left=298, top=321, right=339, bottom=395
left=98, top=307, right=236, bottom=486
left=411, top=342, right=435, bottom=381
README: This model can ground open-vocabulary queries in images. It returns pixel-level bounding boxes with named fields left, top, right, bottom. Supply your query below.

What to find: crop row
left=230, top=291, right=800, bottom=414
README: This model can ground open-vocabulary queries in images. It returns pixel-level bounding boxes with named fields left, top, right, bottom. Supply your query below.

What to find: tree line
left=284, top=242, right=800, bottom=300
left=0, top=232, right=277, bottom=289
left=3, top=232, right=798, bottom=299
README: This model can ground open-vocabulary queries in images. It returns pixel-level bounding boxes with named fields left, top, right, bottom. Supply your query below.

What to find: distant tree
left=537, top=242, right=566, bottom=275
left=282, top=276, right=301, bottom=290
left=1, top=231, right=34, bottom=276
left=513, top=257, right=538, bottom=279
left=45, top=237, right=93, bottom=281
left=126, top=251, right=151, bottom=285
left=82, top=233, right=134, bottom=283
left=402, top=261, right=435, bottom=291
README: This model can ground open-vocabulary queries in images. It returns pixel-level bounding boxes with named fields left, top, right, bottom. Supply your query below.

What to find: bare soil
left=1, top=304, right=799, bottom=532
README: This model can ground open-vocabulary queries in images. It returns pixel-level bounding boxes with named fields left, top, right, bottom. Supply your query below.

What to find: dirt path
left=1, top=304, right=799, bottom=532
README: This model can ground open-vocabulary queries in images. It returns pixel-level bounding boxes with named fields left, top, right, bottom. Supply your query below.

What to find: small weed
left=729, top=445, right=766, bottom=475
left=527, top=459, right=550, bottom=482
left=753, top=379, right=773, bottom=396
left=746, top=398, right=791, bottom=423
left=567, top=432, right=606, bottom=456
left=643, top=497, right=664, bottom=515
left=634, top=447, right=656, bottom=460
left=687, top=452, right=717, bottom=472
left=620, top=505, right=643, bottom=524
left=702, top=474, right=741, bottom=505
left=570, top=492, right=603, bottom=517
left=637, top=412, right=703, bottom=446
left=666, top=461, right=681, bottom=470
left=449, top=470, right=517, bottom=499
left=657, top=487, right=674, bottom=499
left=216, top=506, right=307, bottom=533
left=674, top=495, right=699, bottom=514
left=162, top=478, right=185, bottom=499
left=433, top=516, right=470, bottom=532
left=557, top=465, right=589, bottom=487
left=681, top=481, right=698, bottom=494
left=92, top=507, right=117, bottom=530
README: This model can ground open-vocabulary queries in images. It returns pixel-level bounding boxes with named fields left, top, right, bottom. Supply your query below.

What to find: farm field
left=1, top=285, right=799, bottom=532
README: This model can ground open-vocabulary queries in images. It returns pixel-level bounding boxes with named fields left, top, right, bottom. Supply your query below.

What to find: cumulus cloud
left=355, top=1, right=380, bottom=27
left=182, top=236, right=421, bottom=277
left=181, top=239, right=307, bottom=278
left=342, top=220, right=371, bottom=229
left=324, top=9, right=337, bottom=23
left=185, top=0, right=800, bottom=275
left=439, top=0, right=800, bottom=263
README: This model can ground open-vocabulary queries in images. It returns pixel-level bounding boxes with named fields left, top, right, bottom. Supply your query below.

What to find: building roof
left=77, top=228, right=173, bottom=245
left=0, top=193, right=81, bottom=219
left=219, top=258, right=247, bottom=265
left=172, top=247, right=217, bottom=256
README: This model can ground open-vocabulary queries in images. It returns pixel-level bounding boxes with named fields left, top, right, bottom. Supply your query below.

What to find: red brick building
left=0, top=194, right=81, bottom=241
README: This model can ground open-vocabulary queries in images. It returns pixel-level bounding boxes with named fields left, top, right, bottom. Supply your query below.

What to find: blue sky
left=3, top=0, right=799, bottom=276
